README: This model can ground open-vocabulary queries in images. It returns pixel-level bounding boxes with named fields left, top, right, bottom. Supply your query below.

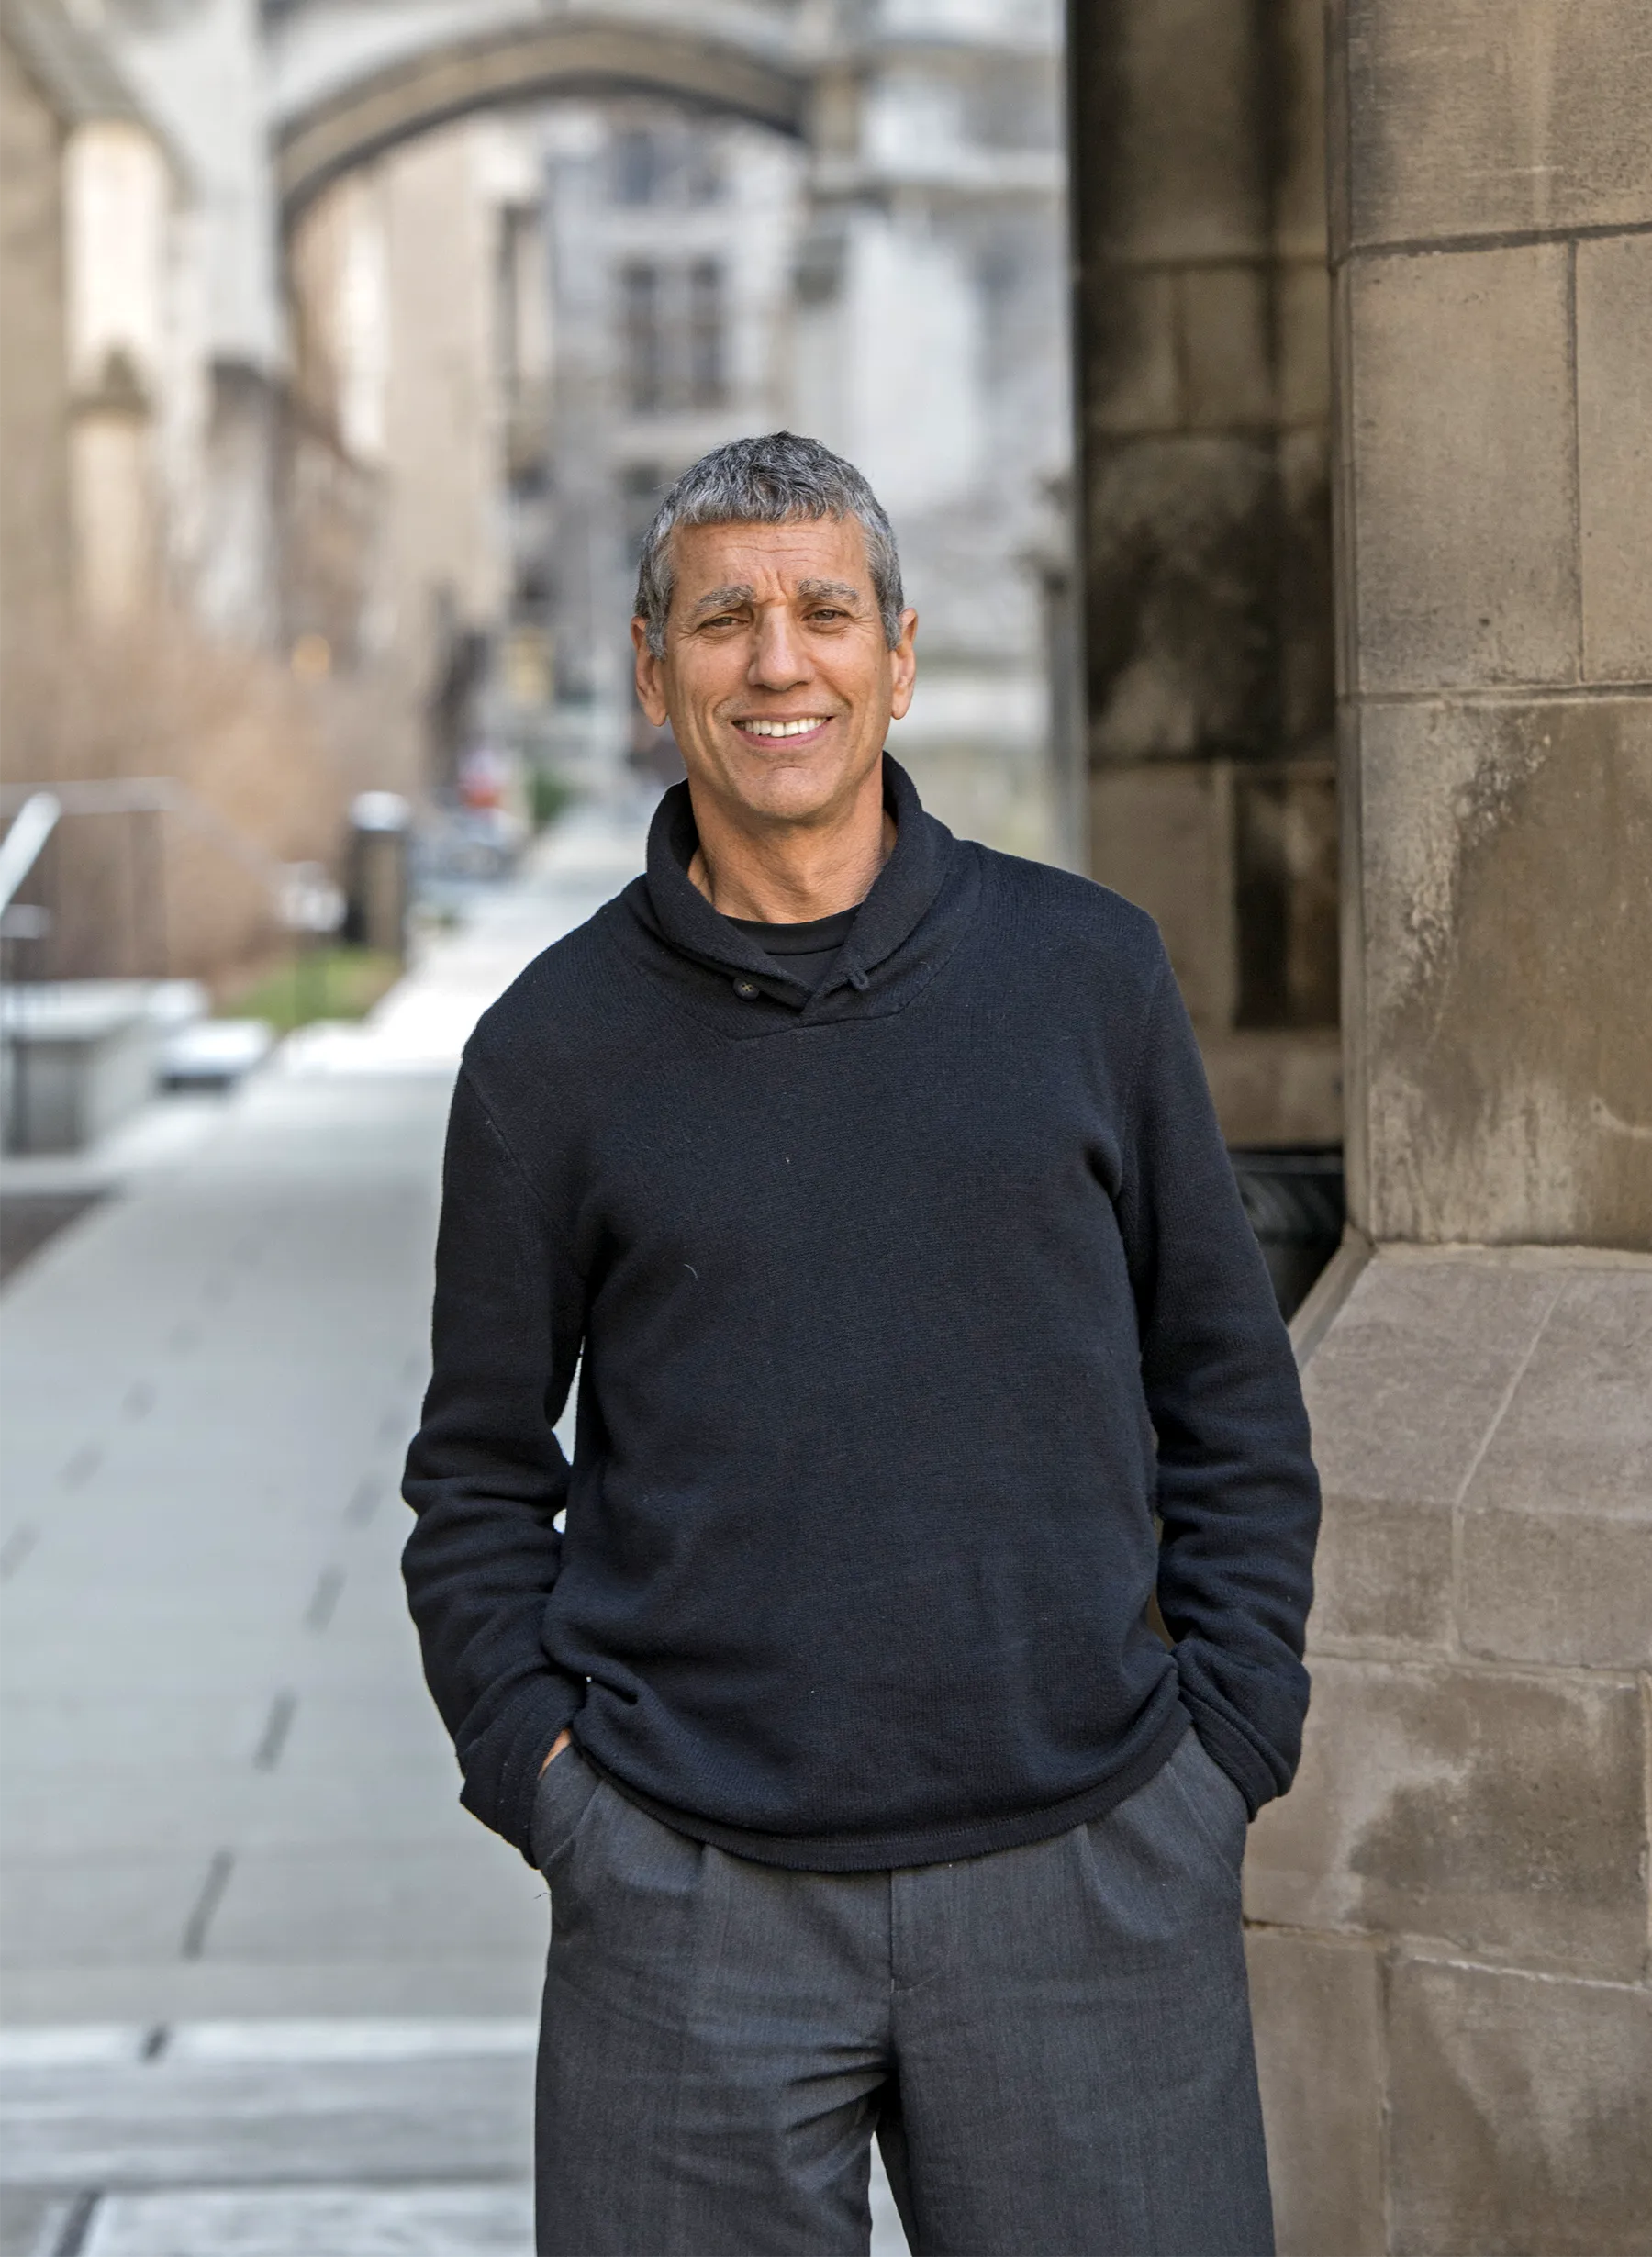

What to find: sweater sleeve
left=1115, top=949, right=1321, bottom=1816
left=402, top=1067, right=586, bottom=1861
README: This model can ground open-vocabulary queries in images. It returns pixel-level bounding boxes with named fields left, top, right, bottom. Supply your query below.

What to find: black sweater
left=403, top=759, right=1319, bottom=1871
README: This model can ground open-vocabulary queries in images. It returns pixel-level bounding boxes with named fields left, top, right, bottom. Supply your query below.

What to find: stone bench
left=0, top=982, right=161, bottom=1154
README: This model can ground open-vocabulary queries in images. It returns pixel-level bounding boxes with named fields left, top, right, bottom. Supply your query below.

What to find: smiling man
left=403, top=432, right=1320, bottom=2256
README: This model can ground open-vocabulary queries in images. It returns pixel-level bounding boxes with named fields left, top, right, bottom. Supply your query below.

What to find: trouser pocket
left=1165, top=1728, right=1249, bottom=1870
left=530, top=1745, right=601, bottom=1873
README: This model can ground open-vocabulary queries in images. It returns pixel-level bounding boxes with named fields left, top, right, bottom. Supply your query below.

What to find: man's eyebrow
left=796, top=579, right=865, bottom=605
left=689, top=584, right=754, bottom=615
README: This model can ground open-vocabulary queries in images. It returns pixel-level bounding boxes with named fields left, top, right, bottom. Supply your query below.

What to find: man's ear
left=888, top=608, right=919, bottom=722
left=631, top=618, right=670, bottom=727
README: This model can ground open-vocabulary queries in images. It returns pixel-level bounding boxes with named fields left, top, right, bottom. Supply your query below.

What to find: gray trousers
left=531, top=1728, right=1274, bottom=2257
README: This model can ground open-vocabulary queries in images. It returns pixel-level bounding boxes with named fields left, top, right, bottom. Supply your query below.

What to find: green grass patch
left=530, top=766, right=576, bottom=830
left=226, top=945, right=402, bottom=1034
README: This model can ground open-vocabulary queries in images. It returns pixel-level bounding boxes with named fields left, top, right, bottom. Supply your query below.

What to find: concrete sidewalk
left=1, top=811, right=909, bottom=2256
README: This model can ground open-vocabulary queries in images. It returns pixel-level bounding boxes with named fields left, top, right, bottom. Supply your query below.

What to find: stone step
left=5, top=2182, right=532, bottom=2257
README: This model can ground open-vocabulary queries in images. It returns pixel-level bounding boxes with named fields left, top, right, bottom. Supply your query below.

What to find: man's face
left=632, top=516, right=917, bottom=830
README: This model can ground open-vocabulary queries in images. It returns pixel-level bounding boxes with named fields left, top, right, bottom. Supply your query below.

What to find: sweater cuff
left=459, top=1672, right=585, bottom=1865
left=1178, top=1694, right=1278, bottom=1820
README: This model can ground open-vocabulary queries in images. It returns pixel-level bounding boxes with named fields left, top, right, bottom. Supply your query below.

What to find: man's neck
left=686, top=773, right=894, bottom=923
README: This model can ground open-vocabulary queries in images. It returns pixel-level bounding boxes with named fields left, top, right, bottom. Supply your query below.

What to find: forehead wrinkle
left=689, top=583, right=755, bottom=615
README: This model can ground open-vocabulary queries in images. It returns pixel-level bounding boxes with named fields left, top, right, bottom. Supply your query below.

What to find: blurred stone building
left=800, top=0, right=1072, bottom=860
left=536, top=99, right=805, bottom=794
left=84, top=0, right=287, bottom=648
left=6, top=0, right=1078, bottom=951
left=0, top=0, right=202, bottom=669
left=286, top=114, right=535, bottom=794
left=0, top=0, right=351, bottom=981
left=272, top=0, right=1072, bottom=848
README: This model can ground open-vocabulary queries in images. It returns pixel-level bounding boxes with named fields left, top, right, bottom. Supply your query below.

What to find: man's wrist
left=540, top=1727, right=573, bottom=1776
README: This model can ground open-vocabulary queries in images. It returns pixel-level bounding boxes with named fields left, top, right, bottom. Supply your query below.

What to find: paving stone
left=1347, top=243, right=1578, bottom=692
left=0, top=1856, right=221, bottom=1971
left=199, top=1843, right=547, bottom=1969
left=0, top=1758, right=479, bottom=1862
left=1245, top=1658, right=1646, bottom=1981
left=1245, top=1928, right=1385, bottom=2257
left=0, top=2189, right=74, bottom=2257
left=84, top=2184, right=534, bottom=2256
left=1, top=2050, right=534, bottom=2189
left=868, top=2162, right=909, bottom=2256
left=1340, top=0, right=1652, bottom=245
left=1387, top=1951, right=1652, bottom=2257
left=0, top=2030, right=146, bottom=2069
left=0, top=1958, right=542, bottom=2027
left=165, top=2019, right=536, bottom=2063
left=276, top=1692, right=459, bottom=1775
left=1, top=1693, right=286, bottom=1772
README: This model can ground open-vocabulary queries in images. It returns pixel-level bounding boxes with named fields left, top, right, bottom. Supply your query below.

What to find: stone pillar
left=1243, top=6, right=1652, bottom=2251
left=0, top=28, right=73, bottom=709
left=1328, top=3, right=1652, bottom=1249
left=1066, top=0, right=1340, bottom=1145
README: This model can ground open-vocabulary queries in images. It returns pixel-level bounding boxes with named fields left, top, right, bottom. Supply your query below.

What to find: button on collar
left=732, top=978, right=760, bottom=1000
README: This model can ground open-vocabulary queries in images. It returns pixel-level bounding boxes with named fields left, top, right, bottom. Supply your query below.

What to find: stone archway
left=275, top=13, right=809, bottom=223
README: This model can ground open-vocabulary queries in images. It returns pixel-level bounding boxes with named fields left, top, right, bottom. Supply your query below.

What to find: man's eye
left=809, top=608, right=847, bottom=623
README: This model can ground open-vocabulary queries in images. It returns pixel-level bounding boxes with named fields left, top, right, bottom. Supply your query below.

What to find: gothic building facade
left=49, top=0, right=1076, bottom=851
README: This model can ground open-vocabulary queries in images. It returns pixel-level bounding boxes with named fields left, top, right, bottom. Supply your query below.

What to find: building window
left=688, top=262, right=725, bottom=409
left=614, top=128, right=664, bottom=207
left=622, top=463, right=667, bottom=565
left=619, top=263, right=726, bottom=417
left=612, top=124, right=720, bottom=207
left=620, top=263, right=664, bottom=415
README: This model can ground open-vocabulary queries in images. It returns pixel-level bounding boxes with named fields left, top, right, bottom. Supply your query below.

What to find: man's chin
left=713, top=749, right=866, bottom=827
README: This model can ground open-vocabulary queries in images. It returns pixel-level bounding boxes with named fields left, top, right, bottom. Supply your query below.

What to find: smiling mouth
left=733, top=715, right=832, bottom=742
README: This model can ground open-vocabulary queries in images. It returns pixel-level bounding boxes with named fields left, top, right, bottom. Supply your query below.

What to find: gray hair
left=634, top=431, right=905, bottom=657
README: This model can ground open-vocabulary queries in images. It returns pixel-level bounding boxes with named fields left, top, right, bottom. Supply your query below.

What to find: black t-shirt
left=729, top=906, right=858, bottom=990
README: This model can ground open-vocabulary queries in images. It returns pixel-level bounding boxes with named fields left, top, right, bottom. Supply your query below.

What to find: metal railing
left=1, top=781, right=349, bottom=1156
left=0, top=778, right=343, bottom=988
left=0, top=793, right=61, bottom=924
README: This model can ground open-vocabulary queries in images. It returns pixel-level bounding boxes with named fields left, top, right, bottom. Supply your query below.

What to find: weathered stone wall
left=1240, top=5, right=1652, bottom=2249
left=1070, top=4, right=1652, bottom=2246
left=0, top=29, right=73, bottom=719
left=1330, top=0, right=1652, bottom=1249
left=1067, top=0, right=1340, bottom=1145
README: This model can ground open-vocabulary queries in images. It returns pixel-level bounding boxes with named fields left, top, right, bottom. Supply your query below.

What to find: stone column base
left=1248, top=1245, right=1652, bottom=2255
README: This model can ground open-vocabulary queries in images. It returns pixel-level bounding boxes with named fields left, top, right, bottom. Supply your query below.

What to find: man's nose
left=748, top=605, right=809, bottom=690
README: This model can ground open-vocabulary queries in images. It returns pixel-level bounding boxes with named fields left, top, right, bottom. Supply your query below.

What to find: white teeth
left=741, top=717, right=828, bottom=738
